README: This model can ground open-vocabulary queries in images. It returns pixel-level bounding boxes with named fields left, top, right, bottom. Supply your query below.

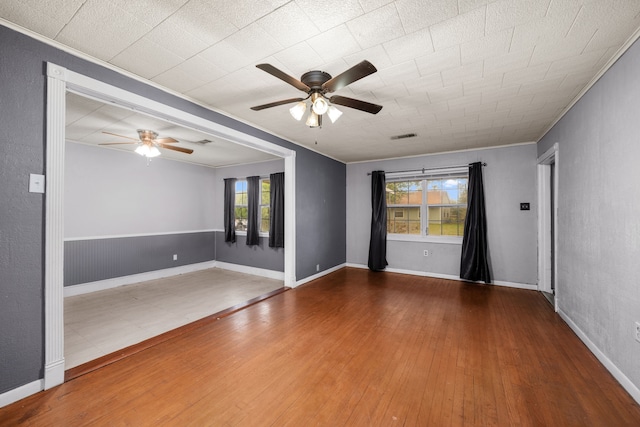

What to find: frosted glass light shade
left=327, top=106, right=342, bottom=123
left=312, top=97, right=329, bottom=115
left=135, top=144, right=161, bottom=157
left=289, top=102, right=306, bottom=121
left=305, top=111, right=319, bottom=127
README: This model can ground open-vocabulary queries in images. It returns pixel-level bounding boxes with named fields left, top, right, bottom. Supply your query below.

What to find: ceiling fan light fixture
left=135, top=144, right=161, bottom=158
left=312, top=97, right=329, bottom=115
left=306, top=111, right=320, bottom=128
left=327, top=106, right=343, bottom=123
left=289, top=101, right=307, bottom=121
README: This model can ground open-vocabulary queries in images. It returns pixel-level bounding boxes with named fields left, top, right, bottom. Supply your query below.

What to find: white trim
left=387, top=234, right=463, bottom=244
left=0, top=379, right=43, bottom=408
left=558, top=309, right=640, bottom=405
left=346, top=141, right=537, bottom=164
left=284, top=154, right=296, bottom=287
left=295, top=263, right=346, bottom=287
left=215, top=261, right=285, bottom=281
left=44, top=63, right=66, bottom=390
left=537, top=143, right=559, bottom=311
left=346, top=263, right=536, bottom=290
left=64, top=229, right=218, bottom=241
left=64, top=261, right=217, bottom=297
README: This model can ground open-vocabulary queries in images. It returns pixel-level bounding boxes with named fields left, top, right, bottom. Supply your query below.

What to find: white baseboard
left=0, top=379, right=43, bottom=408
left=215, top=261, right=285, bottom=281
left=295, top=263, right=346, bottom=287
left=345, top=263, right=536, bottom=290
left=558, top=309, right=640, bottom=405
left=64, top=261, right=217, bottom=297
left=44, top=358, right=65, bottom=390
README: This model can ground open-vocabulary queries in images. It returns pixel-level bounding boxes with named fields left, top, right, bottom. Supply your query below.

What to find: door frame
left=537, top=143, right=558, bottom=311
left=44, top=62, right=297, bottom=389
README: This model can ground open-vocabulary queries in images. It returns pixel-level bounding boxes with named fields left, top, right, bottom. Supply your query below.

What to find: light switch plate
left=29, top=174, right=45, bottom=193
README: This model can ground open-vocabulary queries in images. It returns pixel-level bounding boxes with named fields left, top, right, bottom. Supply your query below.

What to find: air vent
left=390, top=133, right=417, bottom=140
left=195, top=139, right=213, bottom=145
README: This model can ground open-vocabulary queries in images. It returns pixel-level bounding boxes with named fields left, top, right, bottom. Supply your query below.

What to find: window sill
left=387, top=234, right=463, bottom=245
left=235, top=231, right=269, bottom=238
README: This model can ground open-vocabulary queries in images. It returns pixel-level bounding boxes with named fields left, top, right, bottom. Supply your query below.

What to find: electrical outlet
left=173, top=254, right=177, bottom=261
left=423, top=250, right=429, bottom=257
left=635, top=322, right=640, bottom=343
left=316, top=264, right=320, bottom=272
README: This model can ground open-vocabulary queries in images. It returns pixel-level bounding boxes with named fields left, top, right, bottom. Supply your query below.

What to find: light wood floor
left=3, top=268, right=639, bottom=426
left=65, top=268, right=283, bottom=368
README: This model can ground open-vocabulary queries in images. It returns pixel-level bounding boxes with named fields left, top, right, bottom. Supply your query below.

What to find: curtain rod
left=222, top=175, right=270, bottom=180
left=366, top=162, right=487, bottom=176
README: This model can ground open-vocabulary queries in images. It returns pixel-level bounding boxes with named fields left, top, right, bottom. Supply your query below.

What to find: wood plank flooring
left=2, top=268, right=639, bottom=426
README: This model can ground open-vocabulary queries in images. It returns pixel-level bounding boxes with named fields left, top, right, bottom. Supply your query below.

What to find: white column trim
left=44, top=63, right=67, bottom=389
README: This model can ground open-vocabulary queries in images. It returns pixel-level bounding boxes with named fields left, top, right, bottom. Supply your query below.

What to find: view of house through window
left=386, top=176, right=468, bottom=237
left=235, top=179, right=271, bottom=233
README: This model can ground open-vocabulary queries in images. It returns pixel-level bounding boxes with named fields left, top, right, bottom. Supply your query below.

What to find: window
left=234, top=180, right=248, bottom=231
left=260, top=179, right=270, bottom=233
left=386, top=176, right=468, bottom=237
left=234, top=178, right=271, bottom=233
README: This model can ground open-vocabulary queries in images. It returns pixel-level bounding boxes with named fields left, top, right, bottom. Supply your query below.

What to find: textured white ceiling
left=2, top=0, right=640, bottom=164
left=65, top=92, right=279, bottom=167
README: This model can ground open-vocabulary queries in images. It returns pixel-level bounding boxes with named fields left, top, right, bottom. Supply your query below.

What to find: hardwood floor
left=2, top=268, right=639, bottom=426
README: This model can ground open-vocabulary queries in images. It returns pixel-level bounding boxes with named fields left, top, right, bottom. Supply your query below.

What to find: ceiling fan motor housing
left=301, top=70, right=332, bottom=92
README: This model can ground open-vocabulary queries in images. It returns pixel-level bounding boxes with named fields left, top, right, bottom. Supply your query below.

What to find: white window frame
left=386, top=168, right=468, bottom=244
left=234, top=177, right=270, bottom=237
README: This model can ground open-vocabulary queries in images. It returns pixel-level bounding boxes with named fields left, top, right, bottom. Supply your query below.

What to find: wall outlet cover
left=520, top=202, right=530, bottom=210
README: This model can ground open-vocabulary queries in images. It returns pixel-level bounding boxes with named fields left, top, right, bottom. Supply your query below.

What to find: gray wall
left=538, top=39, right=640, bottom=391
left=0, top=25, right=346, bottom=395
left=65, top=142, right=217, bottom=237
left=347, top=143, right=538, bottom=285
left=214, top=159, right=285, bottom=271
left=65, top=232, right=216, bottom=286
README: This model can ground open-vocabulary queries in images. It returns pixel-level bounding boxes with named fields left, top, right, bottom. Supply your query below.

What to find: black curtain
left=246, top=176, right=260, bottom=246
left=368, top=171, right=388, bottom=271
left=460, top=162, right=491, bottom=283
left=269, top=172, right=284, bottom=248
left=223, top=178, right=236, bottom=243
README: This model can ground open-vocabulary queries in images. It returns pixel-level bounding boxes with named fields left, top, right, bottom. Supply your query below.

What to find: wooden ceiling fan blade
left=329, top=95, right=383, bottom=114
left=322, top=60, right=377, bottom=93
left=155, top=137, right=178, bottom=144
left=101, top=131, right=139, bottom=141
left=159, top=143, right=193, bottom=154
left=256, top=64, right=310, bottom=92
left=251, top=97, right=305, bottom=111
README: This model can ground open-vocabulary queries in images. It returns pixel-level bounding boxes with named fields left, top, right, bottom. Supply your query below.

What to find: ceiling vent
left=390, top=133, right=417, bottom=140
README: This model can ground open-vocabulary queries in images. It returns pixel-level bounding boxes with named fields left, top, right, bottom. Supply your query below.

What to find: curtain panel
left=368, top=170, right=388, bottom=271
left=269, top=172, right=285, bottom=248
left=223, top=178, right=236, bottom=243
left=246, top=176, right=260, bottom=246
left=460, top=162, right=491, bottom=283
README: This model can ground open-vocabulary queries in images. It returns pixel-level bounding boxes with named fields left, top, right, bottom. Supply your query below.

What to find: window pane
left=235, top=206, right=247, bottom=231
left=387, top=207, right=420, bottom=234
left=387, top=181, right=421, bottom=205
left=261, top=180, right=270, bottom=205
left=428, top=206, right=467, bottom=236
left=260, top=206, right=270, bottom=233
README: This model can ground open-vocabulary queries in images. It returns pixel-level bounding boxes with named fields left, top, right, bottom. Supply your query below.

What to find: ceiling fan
left=251, top=60, right=383, bottom=127
left=99, top=129, right=194, bottom=157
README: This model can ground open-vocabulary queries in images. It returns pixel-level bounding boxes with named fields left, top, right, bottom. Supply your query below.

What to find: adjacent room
left=1, top=1, right=640, bottom=424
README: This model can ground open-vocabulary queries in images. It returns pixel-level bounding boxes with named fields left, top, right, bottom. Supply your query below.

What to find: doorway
left=537, top=143, right=558, bottom=311
left=44, top=62, right=297, bottom=390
